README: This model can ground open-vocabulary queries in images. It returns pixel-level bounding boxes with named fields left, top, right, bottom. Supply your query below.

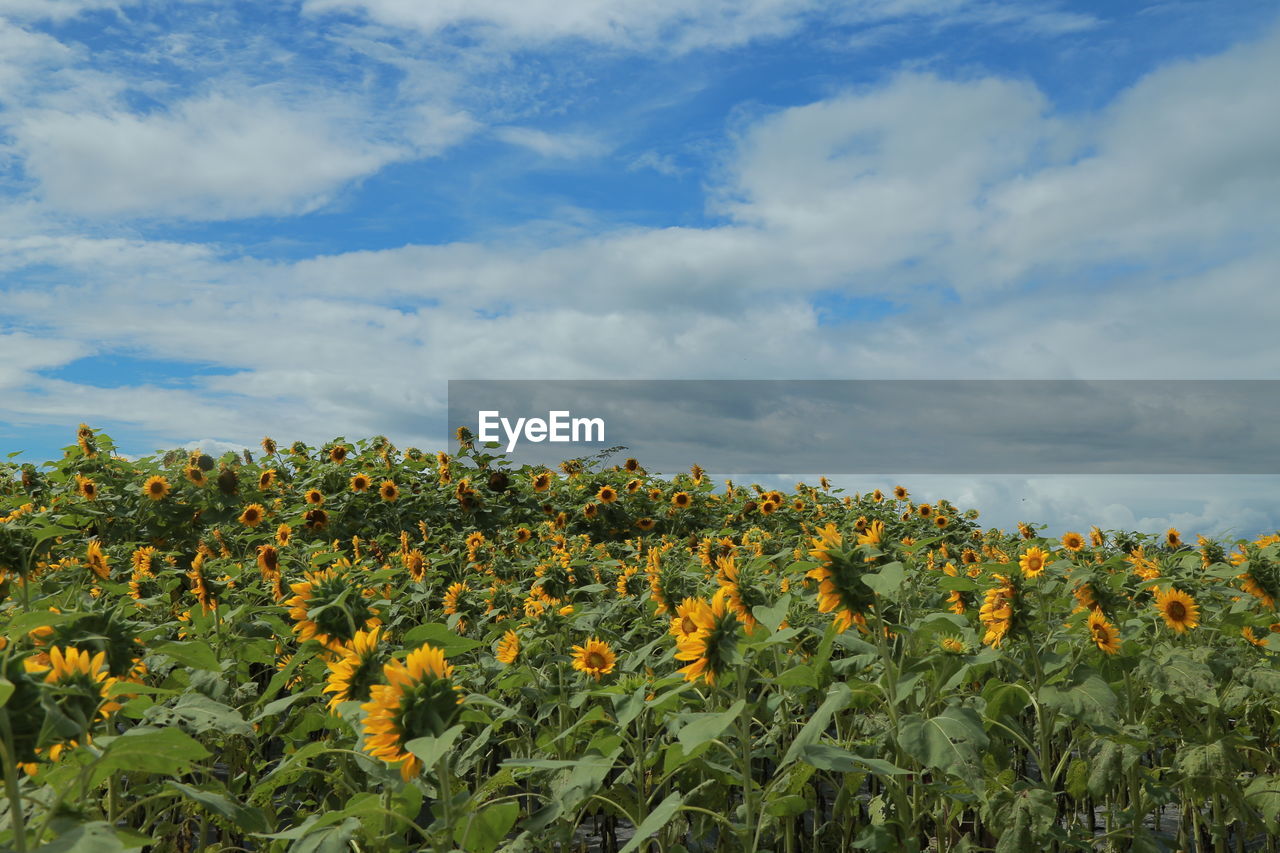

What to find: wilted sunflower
left=1087, top=610, right=1121, bottom=655
left=142, top=475, right=170, bottom=501
left=76, top=475, right=98, bottom=501
left=1154, top=587, right=1199, bottom=633
left=350, top=473, right=372, bottom=493
left=239, top=503, right=266, bottom=528
left=379, top=480, right=400, bottom=502
left=304, top=508, right=329, bottom=531
left=323, top=628, right=385, bottom=711
left=287, top=566, right=380, bottom=651
left=85, top=540, right=109, bottom=581
left=674, top=588, right=740, bottom=686
left=571, top=637, right=617, bottom=681
left=671, top=492, right=692, bottom=509
left=495, top=630, right=519, bottom=665
left=361, top=644, right=464, bottom=781
left=261, top=437, right=277, bottom=455
left=1018, top=547, right=1049, bottom=578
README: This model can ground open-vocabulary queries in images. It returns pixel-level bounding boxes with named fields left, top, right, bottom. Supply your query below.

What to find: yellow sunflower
left=329, top=445, right=349, bottom=464
left=361, top=644, right=464, bottom=781
left=287, top=567, right=380, bottom=650
left=238, top=503, right=266, bottom=528
left=379, top=480, right=399, bottom=502
left=532, top=471, right=553, bottom=493
left=635, top=517, right=656, bottom=532
left=184, top=465, right=207, bottom=486
left=674, top=588, right=740, bottom=685
left=276, top=523, right=292, bottom=547
left=495, top=630, right=519, bottom=665
left=86, top=540, right=109, bottom=581
left=893, top=486, right=908, bottom=500
left=1165, top=528, right=1182, bottom=548
left=1061, top=531, right=1085, bottom=552
left=258, top=469, right=277, bottom=490
left=671, top=492, right=691, bottom=509
left=1018, top=547, right=1049, bottom=578
left=350, top=473, right=372, bottom=493
left=1154, top=587, right=1199, bottom=633
left=142, top=475, right=170, bottom=501
left=597, top=485, right=618, bottom=504
left=1087, top=610, right=1121, bottom=655
left=76, top=475, right=98, bottom=501
left=571, top=637, right=617, bottom=681
left=323, top=628, right=384, bottom=711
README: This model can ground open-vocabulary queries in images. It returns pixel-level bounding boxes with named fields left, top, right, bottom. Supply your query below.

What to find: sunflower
left=86, top=540, right=109, bottom=581
left=917, top=503, right=933, bottom=518
left=261, top=437, right=277, bottom=455
left=258, top=469, right=277, bottom=490
left=257, top=544, right=280, bottom=580
left=806, top=524, right=876, bottom=633
left=674, top=589, right=740, bottom=685
left=28, top=646, right=116, bottom=724
left=495, top=630, right=520, bottom=665
left=361, top=644, right=464, bottom=781
left=350, top=473, right=372, bottom=493
left=597, top=485, right=618, bottom=504
left=76, top=424, right=96, bottom=456
left=323, top=628, right=385, bottom=711
left=759, top=499, right=778, bottom=515
left=143, top=475, right=170, bottom=501
left=582, top=502, right=599, bottom=519
left=188, top=556, right=218, bottom=613
left=1018, top=547, right=1049, bottom=578
left=329, top=445, right=349, bottom=464
left=1165, top=528, right=1183, bottom=548
left=1061, top=531, right=1085, bottom=552
left=636, top=517, right=656, bottom=532
left=857, top=520, right=884, bottom=547
left=1017, top=522, right=1035, bottom=540
left=979, top=575, right=1016, bottom=647
left=404, top=549, right=428, bottom=582
left=379, top=480, right=399, bottom=502
left=625, top=478, right=643, bottom=493
left=239, top=503, right=266, bottom=528
left=304, top=508, right=329, bottom=531
left=276, top=523, right=292, bottom=547
left=76, top=475, right=98, bottom=501
left=940, top=636, right=966, bottom=654
left=571, top=637, right=617, bottom=681
left=443, top=581, right=468, bottom=620
left=1089, top=526, right=1105, bottom=547
left=892, top=486, right=908, bottom=501
left=532, top=471, right=553, bottom=493
left=287, top=566, right=380, bottom=650
left=514, top=527, right=533, bottom=544
left=1154, top=587, right=1199, bottom=633
left=1087, top=610, right=1121, bottom=655
left=934, top=515, right=949, bottom=529
left=304, top=489, right=325, bottom=506
left=669, top=597, right=704, bottom=640
left=184, top=465, right=207, bottom=486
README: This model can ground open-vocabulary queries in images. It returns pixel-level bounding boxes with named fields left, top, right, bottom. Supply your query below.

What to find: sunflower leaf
left=405, top=724, right=465, bottom=770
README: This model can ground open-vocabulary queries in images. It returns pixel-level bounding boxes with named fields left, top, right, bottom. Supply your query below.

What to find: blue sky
left=2, top=0, right=1279, bottom=536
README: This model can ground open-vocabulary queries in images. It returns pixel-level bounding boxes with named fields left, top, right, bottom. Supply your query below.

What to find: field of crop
left=1, top=425, right=1279, bottom=852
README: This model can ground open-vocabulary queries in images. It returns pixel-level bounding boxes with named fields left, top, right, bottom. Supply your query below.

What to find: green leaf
left=289, top=817, right=361, bottom=853
left=860, top=562, right=906, bottom=601
left=33, top=821, right=133, bottom=852
left=400, top=623, right=483, bottom=656
left=775, top=665, right=817, bottom=690
left=454, top=801, right=519, bottom=853
left=92, top=727, right=210, bottom=784
left=798, top=743, right=908, bottom=776
left=764, top=794, right=809, bottom=818
left=752, top=594, right=791, bottom=633
left=619, top=791, right=684, bottom=853
left=6, top=610, right=83, bottom=640
left=167, top=781, right=269, bottom=833
left=1038, top=673, right=1118, bottom=725
left=780, top=682, right=851, bottom=767
left=152, top=641, right=222, bottom=671
left=677, top=700, right=745, bottom=752
left=896, top=705, right=988, bottom=784
left=404, top=724, right=465, bottom=770
left=0, top=676, right=13, bottom=707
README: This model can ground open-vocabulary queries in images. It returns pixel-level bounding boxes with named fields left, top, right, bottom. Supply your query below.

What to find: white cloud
left=494, top=126, right=607, bottom=159
left=10, top=92, right=427, bottom=219
left=0, top=0, right=128, bottom=22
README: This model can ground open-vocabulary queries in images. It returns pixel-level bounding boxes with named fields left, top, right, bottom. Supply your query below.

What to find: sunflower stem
left=435, top=755, right=454, bottom=853
left=736, top=661, right=757, bottom=853
left=0, top=718, right=28, bottom=853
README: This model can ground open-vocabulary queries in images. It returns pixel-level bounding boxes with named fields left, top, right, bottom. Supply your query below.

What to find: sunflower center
left=681, top=616, right=697, bottom=635
left=586, top=652, right=607, bottom=670
left=1167, top=601, right=1186, bottom=621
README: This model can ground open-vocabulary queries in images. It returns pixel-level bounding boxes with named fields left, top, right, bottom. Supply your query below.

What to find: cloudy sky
left=2, top=0, right=1277, bottom=537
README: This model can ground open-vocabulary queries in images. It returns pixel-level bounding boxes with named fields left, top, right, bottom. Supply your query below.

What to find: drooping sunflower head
left=261, top=437, right=277, bottom=455
left=1154, top=586, right=1199, bottom=633
left=1087, top=610, right=1121, bottom=655
left=361, top=644, right=464, bottom=781
left=85, top=540, right=109, bottom=581
left=571, top=636, right=617, bottom=681
left=287, top=567, right=380, bottom=651
left=323, top=628, right=386, bottom=712
left=495, top=630, right=520, bottom=665
left=674, top=588, right=741, bottom=686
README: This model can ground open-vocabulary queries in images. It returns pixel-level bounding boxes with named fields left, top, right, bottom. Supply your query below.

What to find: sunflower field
left=2, top=426, right=1280, bottom=853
